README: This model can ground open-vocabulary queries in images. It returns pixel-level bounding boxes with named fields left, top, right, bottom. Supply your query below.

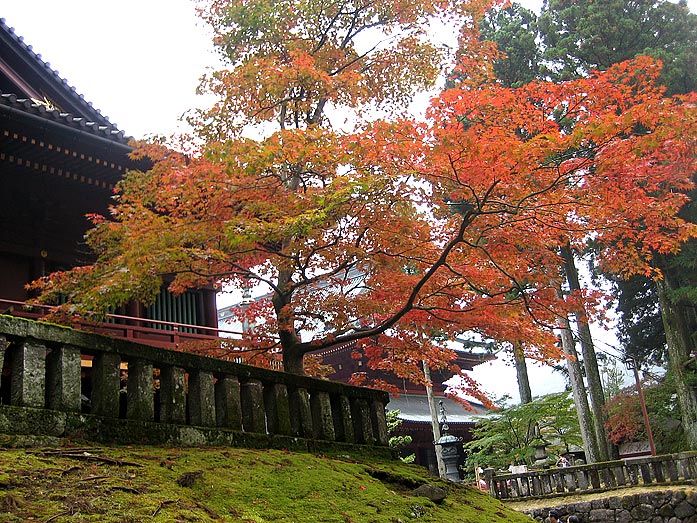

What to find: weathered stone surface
left=590, top=498, right=608, bottom=509
left=10, top=339, right=46, bottom=408
left=311, top=391, right=335, bottom=441
left=526, top=489, right=697, bottom=523
left=675, top=500, right=697, bottom=519
left=0, top=404, right=66, bottom=436
left=351, top=398, right=374, bottom=445
left=126, top=358, right=154, bottom=421
left=0, top=316, right=394, bottom=455
left=240, top=379, right=266, bottom=433
left=660, top=503, right=677, bottom=517
left=412, top=484, right=447, bottom=503
left=632, top=503, right=658, bottom=520
left=188, top=370, right=216, bottom=427
left=332, top=395, right=355, bottom=444
left=215, top=375, right=242, bottom=430
left=674, top=490, right=688, bottom=504
left=589, top=508, right=614, bottom=521
left=159, top=365, right=186, bottom=424
left=289, top=387, right=312, bottom=438
left=264, top=382, right=290, bottom=436
left=46, top=344, right=81, bottom=412
left=0, top=334, right=7, bottom=375
left=607, top=496, right=623, bottom=509
left=91, top=352, right=121, bottom=418
left=370, top=399, right=389, bottom=446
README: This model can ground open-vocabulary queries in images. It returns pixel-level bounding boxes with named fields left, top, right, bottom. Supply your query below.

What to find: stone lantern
left=531, top=439, right=549, bottom=469
left=434, top=401, right=463, bottom=482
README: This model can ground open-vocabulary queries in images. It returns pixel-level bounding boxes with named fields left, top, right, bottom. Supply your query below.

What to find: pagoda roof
left=0, top=19, right=147, bottom=192
left=388, top=393, right=489, bottom=424
left=0, top=17, right=123, bottom=136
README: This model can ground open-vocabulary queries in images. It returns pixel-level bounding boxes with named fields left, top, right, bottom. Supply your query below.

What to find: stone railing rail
left=0, top=316, right=389, bottom=452
left=484, top=452, right=697, bottom=500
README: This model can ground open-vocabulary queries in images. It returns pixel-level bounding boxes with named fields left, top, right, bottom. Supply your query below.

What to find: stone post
left=264, top=382, right=291, bottom=436
left=351, top=398, right=374, bottom=444
left=126, top=358, right=154, bottom=421
left=91, top=352, right=121, bottom=418
left=240, top=379, right=266, bottom=433
left=215, top=375, right=243, bottom=430
left=10, top=338, right=46, bottom=408
left=46, top=344, right=81, bottom=412
left=332, top=395, right=355, bottom=443
left=188, top=369, right=216, bottom=427
left=0, top=334, right=7, bottom=376
left=289, top=387, right=313, bottom=438
left=159, top=365, right=187, bottom=424
left=311, top=391, right=336, bottom=441
left=370, top=398, right=389, bottom=446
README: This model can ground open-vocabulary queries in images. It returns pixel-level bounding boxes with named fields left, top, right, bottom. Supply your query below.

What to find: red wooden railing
left=0, top=298, right=238, bottom=350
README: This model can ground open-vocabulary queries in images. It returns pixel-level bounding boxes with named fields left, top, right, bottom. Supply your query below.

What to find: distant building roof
left=388, top=393, right=488, bottom=424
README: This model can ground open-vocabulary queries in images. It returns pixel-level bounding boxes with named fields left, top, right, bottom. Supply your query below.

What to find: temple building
left=0, top=18, right=218, bottom=340
left=315, top=338, right=490, bottom=475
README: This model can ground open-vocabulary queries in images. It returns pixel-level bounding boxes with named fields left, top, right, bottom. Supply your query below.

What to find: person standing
left=548, top=510, right=561, bottom=523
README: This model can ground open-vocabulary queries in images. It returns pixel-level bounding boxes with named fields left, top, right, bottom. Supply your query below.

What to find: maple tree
left=604, top=374, right=685, bottom=453
left=481, top=0, right=697, bottom=457
left=29, top=0, right=697, bottom=411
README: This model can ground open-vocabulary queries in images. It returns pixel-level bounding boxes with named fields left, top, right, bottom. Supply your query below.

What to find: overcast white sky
left=3, top=0, right=688, bottom=402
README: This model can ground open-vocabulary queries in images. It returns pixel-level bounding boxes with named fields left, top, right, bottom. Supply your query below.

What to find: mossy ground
left=0, top=442, right=533, bottom=522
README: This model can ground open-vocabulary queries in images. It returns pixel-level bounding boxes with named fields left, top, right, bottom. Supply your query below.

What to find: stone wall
left=0, top=315, right=391, bottom=455
left=525, top=488, right=697, bottom=522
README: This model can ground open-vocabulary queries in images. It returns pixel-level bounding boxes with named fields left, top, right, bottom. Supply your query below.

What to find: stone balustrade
left=0, top=315, right=390, bottom=453
left=484, top=452, right=697, bottom=500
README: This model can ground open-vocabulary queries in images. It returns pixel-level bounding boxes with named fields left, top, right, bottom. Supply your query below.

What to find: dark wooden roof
left=0, top=19, right=148, bottom=271
left=0, top=18, right=148, bottom=191
left=0, top=17, right=121, bottom=131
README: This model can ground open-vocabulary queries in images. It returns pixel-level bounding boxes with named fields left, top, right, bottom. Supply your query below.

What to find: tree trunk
left=281, top=343, right=305, bottom=375
left=561, top=245, right=612, bottom=461
left=274, top=267, right=305, bottom=375
left=556, top=296, right=601, bottom=463
left=512, top=341, right=533, bottom=404
left=423, top=362, right=447, bottom=478
left=657, top=276, right=697, bottom=449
